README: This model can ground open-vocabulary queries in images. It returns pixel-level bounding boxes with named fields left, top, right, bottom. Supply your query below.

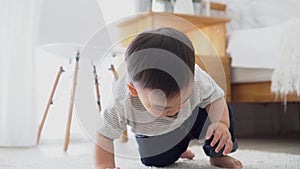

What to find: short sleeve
left=194, top=65, right=225, bottom=108
left=97, top=69, right=128, bottom=139
left=97, top=101, right=127, bottom=140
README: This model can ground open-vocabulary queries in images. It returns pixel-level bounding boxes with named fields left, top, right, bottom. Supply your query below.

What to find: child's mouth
left=166, top=112, right=179, bottom=118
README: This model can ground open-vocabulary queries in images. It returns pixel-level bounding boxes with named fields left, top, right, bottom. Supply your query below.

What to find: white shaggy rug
left=0, top=140, right=300, bottom=169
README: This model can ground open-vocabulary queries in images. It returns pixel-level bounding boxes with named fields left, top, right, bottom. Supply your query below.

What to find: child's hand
left=205, top=122, right=233, bottom=155
left=106, top=167, right=120, bottom=169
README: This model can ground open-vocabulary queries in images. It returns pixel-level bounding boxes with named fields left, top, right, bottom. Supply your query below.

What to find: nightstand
left=117, top=12, right=231, bottom=102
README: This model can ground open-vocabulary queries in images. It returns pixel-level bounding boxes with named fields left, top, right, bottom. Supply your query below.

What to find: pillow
left=227, top=23, right=284, bottom=69
left=211, top=0, right=259, bottom=32
left=213, top=0, right=300, bottom=31
left=226, top=0, right=259, bottom=31
left=251, top=0, right=300, bottom=27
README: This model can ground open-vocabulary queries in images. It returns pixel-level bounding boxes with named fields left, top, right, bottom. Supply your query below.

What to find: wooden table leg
left=37, top=66, right=64, bottom=144
left=64, top=53, right=80, bottom=152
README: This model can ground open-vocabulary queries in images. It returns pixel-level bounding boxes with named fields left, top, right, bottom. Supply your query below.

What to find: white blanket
left=227, top=24, right=283, bottom=69
left=271, top=19, right=300, bottom=98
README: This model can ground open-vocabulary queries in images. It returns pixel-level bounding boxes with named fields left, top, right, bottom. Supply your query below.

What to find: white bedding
left=271, top=19, right=300, bottom=97
left=212, top=0, right=300, bottom=31
left=222, top=0, right=300, bottom=69
left=227, top=24, right=284, bottom=69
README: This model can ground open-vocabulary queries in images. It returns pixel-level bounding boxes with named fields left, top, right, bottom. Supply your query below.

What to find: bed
left=228, top=25, right=300, bottom=103
left=220, top=0, right=300, bottom=103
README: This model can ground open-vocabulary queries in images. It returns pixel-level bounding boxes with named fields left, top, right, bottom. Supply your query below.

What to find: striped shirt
left=97, top=65, right=224, bottom=139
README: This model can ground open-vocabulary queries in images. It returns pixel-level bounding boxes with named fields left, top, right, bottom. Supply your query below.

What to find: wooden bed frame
left=231, top=82, right=300, bottom=103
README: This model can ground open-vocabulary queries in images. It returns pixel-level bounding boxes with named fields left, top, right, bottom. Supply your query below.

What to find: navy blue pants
left=135, top=105, right=238, bottom=167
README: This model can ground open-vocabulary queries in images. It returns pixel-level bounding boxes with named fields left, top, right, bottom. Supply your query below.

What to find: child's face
left=132, top=82, right=193, bottom=118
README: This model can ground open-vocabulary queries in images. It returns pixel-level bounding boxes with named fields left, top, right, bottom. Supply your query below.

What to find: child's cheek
left=149, top=107, right=165, bottom=117
left=181, top=102, right=188, bottom=109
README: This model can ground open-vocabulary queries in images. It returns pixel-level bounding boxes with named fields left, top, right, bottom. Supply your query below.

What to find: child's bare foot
left=210, top=156, right=242, bottom=168
left=180, top=149, right=195, bottom=160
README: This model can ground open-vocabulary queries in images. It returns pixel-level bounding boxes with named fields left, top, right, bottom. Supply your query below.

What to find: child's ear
left=127, top=83, right=138, bottom=96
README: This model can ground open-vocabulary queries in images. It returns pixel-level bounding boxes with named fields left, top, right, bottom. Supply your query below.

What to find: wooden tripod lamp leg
left=120, top=130, right=128, bottom=143
left=64, top=53, right=80, bottom=152
left=93, top=65, right=101, bottom=112
left=109, top=64, right=128, bottom=143
left=37, top=66, right=64, bottom=144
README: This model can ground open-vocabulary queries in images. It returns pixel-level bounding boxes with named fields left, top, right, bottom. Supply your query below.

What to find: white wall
left=97, top=0, right=135, bottom=24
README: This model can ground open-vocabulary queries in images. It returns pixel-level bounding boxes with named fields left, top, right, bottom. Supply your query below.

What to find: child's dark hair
left=125, top=27, right=195, bottom=98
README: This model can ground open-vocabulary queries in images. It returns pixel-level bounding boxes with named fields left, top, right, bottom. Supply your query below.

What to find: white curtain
left=0, top=0, right=41, bottom=146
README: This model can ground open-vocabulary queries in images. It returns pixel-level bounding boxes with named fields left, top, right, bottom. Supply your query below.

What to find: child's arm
left=94, top=133, right=119, bottom=169
left=205, top=97, right=229, bottom=127
left=205, top=97, right=232, bottom=155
